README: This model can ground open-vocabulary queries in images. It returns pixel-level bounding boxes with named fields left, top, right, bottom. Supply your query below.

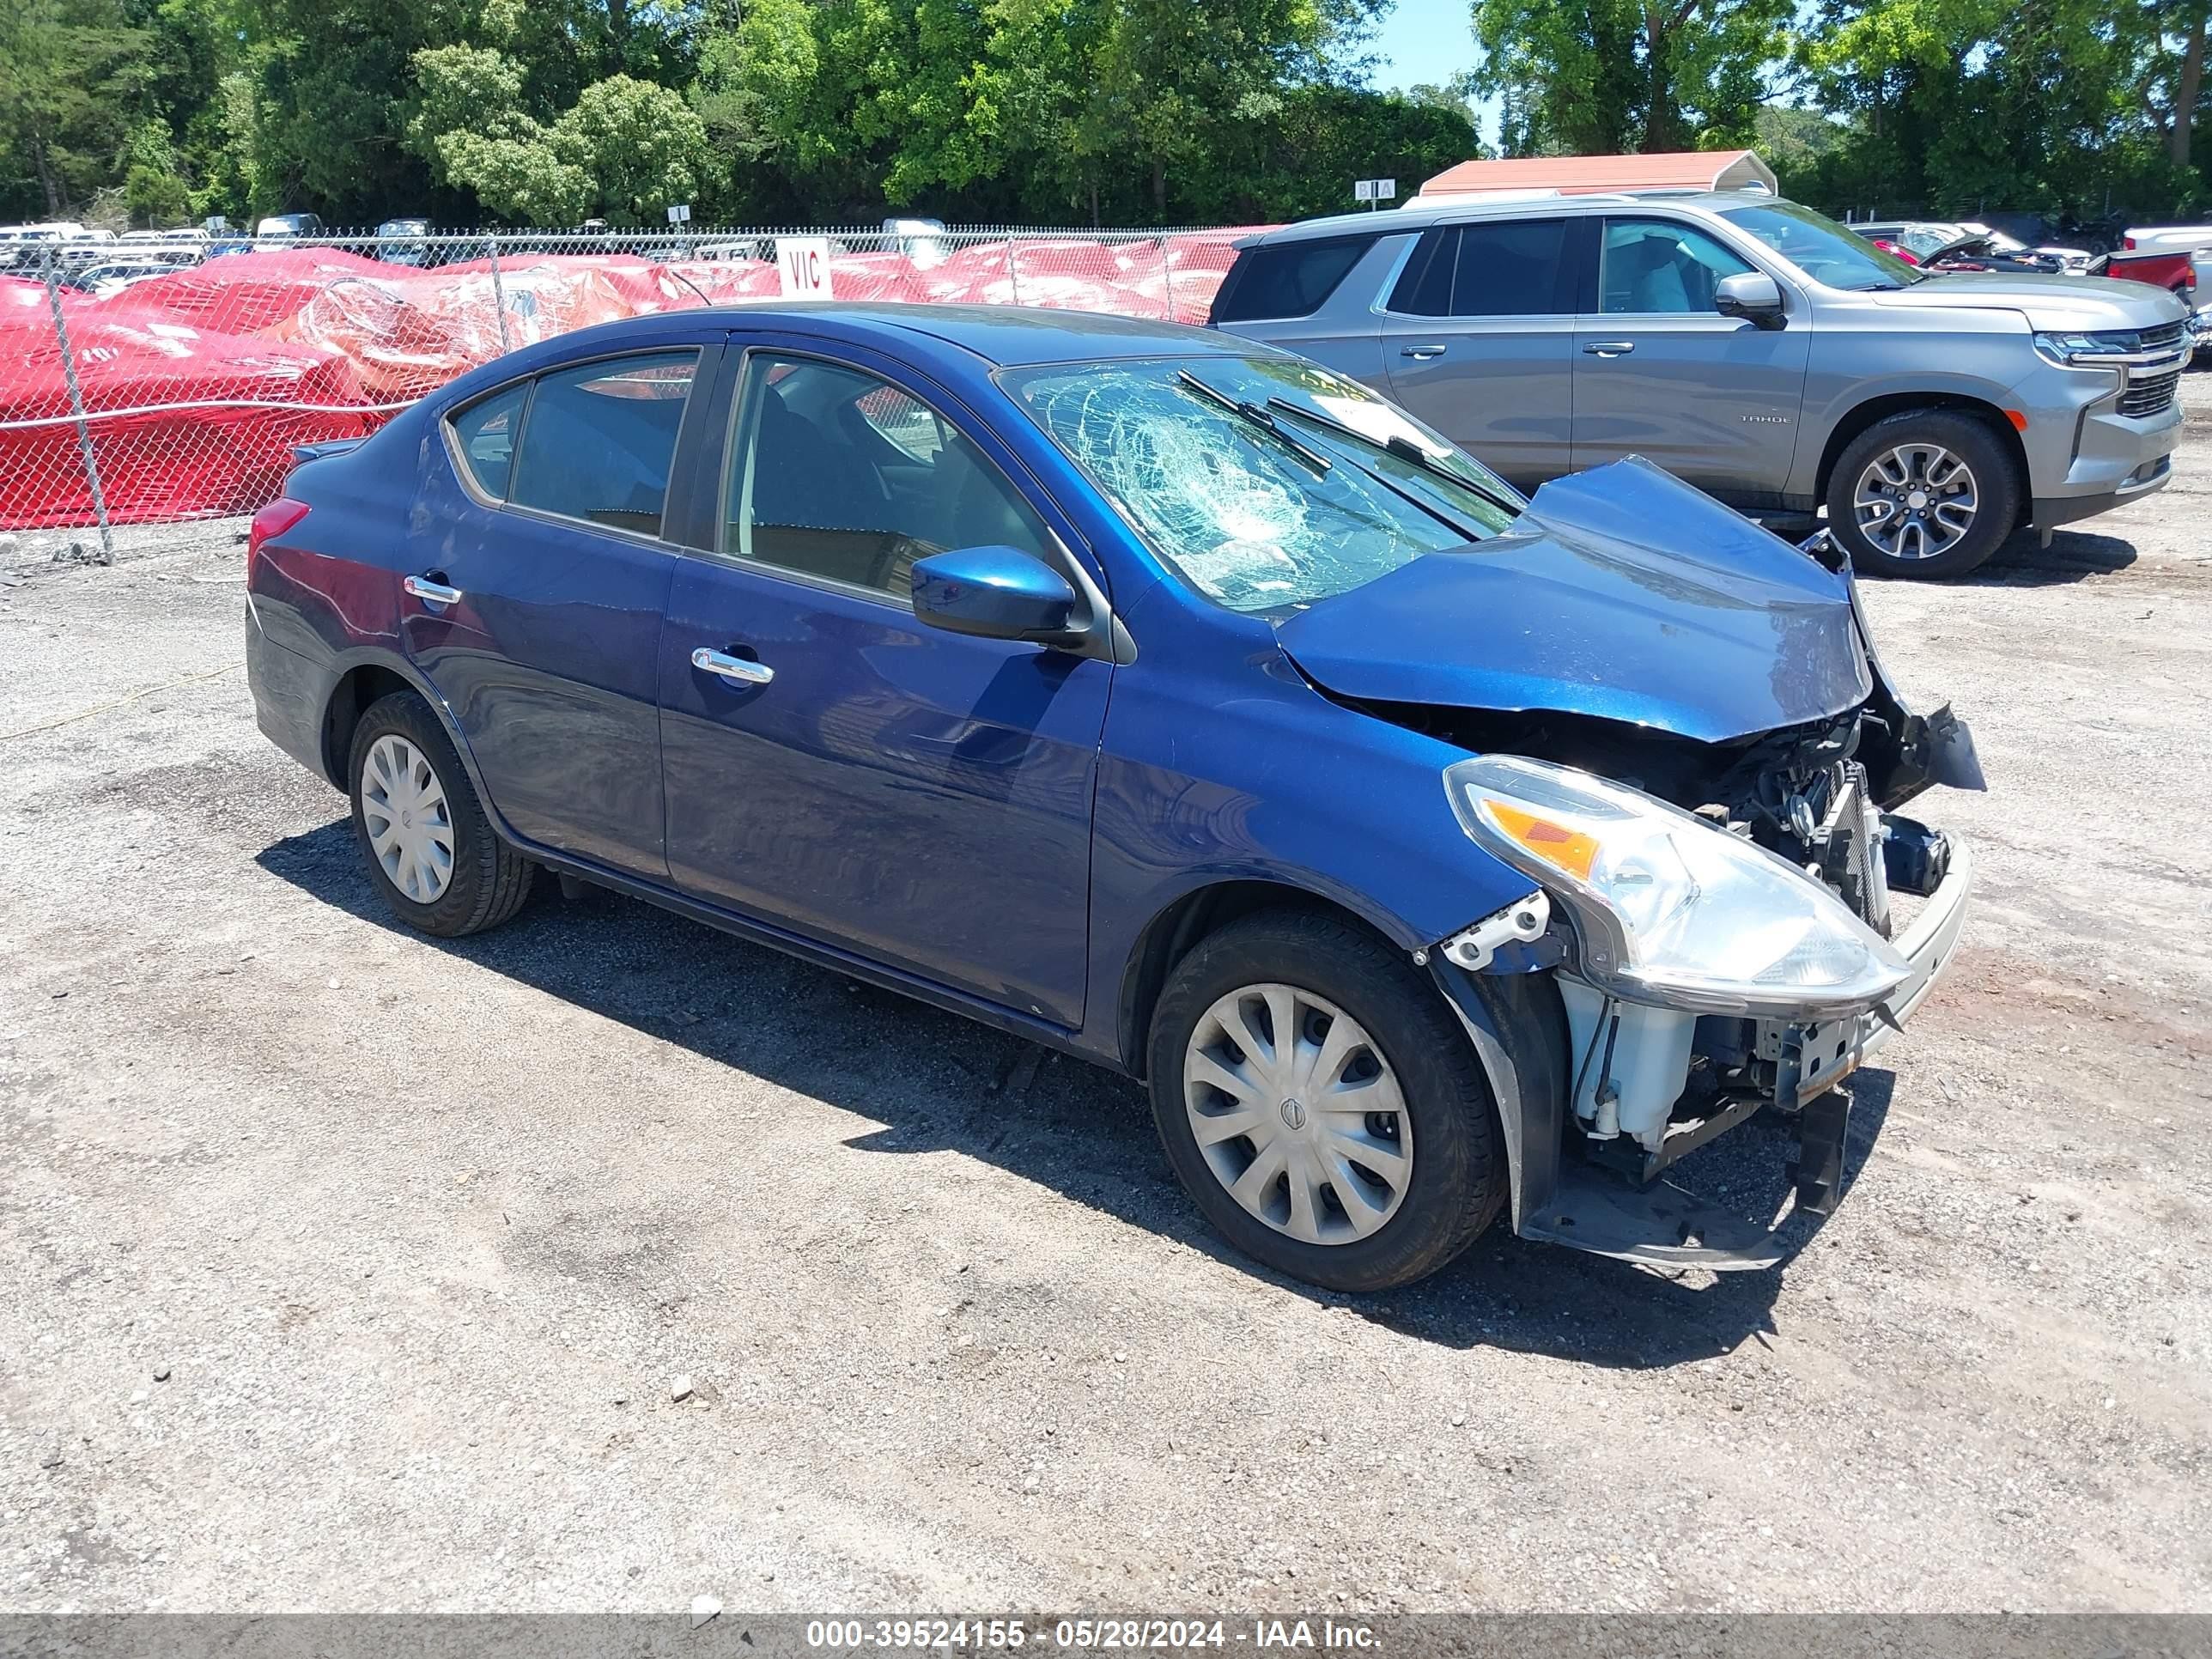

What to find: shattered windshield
left=1001, top=356, right=1521, bottom=615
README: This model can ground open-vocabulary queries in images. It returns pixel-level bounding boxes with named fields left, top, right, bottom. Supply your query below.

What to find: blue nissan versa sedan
left=246, top=304, right=1982, bottom=1290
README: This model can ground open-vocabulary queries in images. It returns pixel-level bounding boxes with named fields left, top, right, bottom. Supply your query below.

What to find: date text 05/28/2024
left=803, top=1618, right=1381, bottom=1650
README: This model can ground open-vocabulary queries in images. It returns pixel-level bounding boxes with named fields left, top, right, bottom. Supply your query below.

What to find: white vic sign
left=777, top=236, right=836, bottom=299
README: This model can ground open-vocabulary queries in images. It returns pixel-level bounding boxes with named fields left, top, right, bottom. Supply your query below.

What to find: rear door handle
left=692, top=647, right=775, bottom=686
left=402, top=574, right=463, bottom=605
left=1400, top=343, right=1447, bottom=360
left=1582, top=340, right=1636, bottom=357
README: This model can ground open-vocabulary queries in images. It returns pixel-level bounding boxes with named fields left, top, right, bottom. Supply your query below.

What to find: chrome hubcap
left=362, top=734, right=454, bottom=903
left=1183, top=983, right=1412, bottom=1245
left=1853, top=442, right=1978, bottom=561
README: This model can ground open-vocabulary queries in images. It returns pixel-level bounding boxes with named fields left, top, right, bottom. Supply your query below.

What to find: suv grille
left=2120, top=369, right=2181, bottom=417
left=2138, top=320, right=2187, bottom=350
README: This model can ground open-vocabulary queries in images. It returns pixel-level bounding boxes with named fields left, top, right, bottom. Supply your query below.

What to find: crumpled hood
left=1274, top=457, right=1872, bottom=744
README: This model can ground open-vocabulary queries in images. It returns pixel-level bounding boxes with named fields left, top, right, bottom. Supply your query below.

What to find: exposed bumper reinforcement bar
left=1434, top=838, right=1974, bottom=1273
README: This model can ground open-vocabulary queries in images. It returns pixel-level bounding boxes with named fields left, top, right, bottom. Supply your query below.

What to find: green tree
left=551, top=74, right=710, bottom=218
left=1469, top=0, right=1791, bottom=155
left=120, top=118, right=191, bottom=222
left=0, top=0, right=155, bottom=220
left=410, top=48, right=707, bottom=222
left=1791, top=0, right=2185, bottom=217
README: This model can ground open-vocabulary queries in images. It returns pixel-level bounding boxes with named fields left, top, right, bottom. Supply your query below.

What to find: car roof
left=1243, top=189, right=1773, bottom=245
left=422, top=302, right=1283, bottom=420
left=697, top=301, right=1272, bottom=368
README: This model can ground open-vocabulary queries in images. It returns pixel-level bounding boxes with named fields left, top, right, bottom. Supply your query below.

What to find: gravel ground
left=2, top=382, right=2209, bottom=1617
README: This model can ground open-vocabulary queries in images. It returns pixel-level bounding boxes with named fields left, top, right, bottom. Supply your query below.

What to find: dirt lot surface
left=3, top=383, right=2209, bottom=1618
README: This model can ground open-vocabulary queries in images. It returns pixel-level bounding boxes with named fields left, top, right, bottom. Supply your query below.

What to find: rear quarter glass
left=1212, top=237, right=1377, bottom=323
left=449, top=383, right=526, bottom=500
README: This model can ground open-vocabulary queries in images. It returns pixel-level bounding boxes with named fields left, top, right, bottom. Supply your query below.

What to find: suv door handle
left=1400, top=343, right=1447, bottom=360
left=402, top=574, right=463, bottom=605
left=692, top=647, right=775, bottom=687
left=1581, top=340, right=1636, bottom=357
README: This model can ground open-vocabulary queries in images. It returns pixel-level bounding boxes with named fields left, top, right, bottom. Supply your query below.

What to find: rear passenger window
left=1212, top=238, right=1375, bottom=322
left=449, top=383, right=526, bottom=499
left=1389, top=220, right=1568, bottom=317
left=1389, top=229, right=1457, bottom=315
left=506, top=349, right=698, bottom=536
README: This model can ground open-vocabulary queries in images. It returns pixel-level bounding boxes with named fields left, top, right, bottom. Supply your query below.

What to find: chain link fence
left=0, top=224, right=1254, bottom=546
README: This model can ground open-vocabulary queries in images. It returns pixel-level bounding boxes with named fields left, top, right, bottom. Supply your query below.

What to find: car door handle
left=691, top=647, right=775, bottom=686
left=402, top=574, right=463, bottom=605
left=1581, top=340, right=1636, bottom=357
left=1400, top=343, right=1448, bottom=360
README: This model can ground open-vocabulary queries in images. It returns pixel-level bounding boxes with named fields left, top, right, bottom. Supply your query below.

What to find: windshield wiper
left=1262, top=397, right=1522, bottom=516
left=1174, top=370, right=1333, bottom=477
left=1249, top=397, right=1504, bottom=540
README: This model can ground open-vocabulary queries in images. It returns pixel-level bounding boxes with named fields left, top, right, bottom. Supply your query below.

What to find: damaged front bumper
left=1433, top=835, right=1974, bottom=1273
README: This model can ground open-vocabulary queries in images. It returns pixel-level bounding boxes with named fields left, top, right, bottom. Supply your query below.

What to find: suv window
left=506, top=350, right=698, bottom=537
left=725, top=356, right=1055, bottom=600
left=1388, top=220, right=1570, bottom=317
left=1717, top=200, right=1916, bottom=290
left=1212, top=237, right=1375, bottom=322
left=1599, top=218, right=1753, bottom=313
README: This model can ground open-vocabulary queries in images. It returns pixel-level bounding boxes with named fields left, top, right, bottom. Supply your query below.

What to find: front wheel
left=1146, top=910, right=1505, bottom=1292
left=1826, top=409, right=2022, bottom=580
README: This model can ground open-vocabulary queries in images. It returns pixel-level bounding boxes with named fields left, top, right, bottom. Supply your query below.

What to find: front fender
left=1080, top=628, right=1540, bottom=1063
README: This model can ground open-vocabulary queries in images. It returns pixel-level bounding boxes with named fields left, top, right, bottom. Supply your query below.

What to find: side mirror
left=912, top=546, right=1082, bottom=646
left=1715, top=270, right=1786, bottom=329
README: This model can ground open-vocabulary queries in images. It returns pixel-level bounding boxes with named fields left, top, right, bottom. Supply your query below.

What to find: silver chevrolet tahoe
left=1211, top=191, right=2188, bottom=578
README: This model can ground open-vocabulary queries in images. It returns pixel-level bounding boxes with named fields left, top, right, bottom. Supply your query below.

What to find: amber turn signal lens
left=1482, top=801, right=1600, bottom=882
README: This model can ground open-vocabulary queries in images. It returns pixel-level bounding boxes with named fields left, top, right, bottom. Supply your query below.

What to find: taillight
left=2124, top=234, right=2136, bottom=250
left=248, top=496, right=309, bottom=562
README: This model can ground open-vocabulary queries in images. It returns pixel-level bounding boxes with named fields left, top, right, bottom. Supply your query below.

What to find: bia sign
left=778, top=236, right=836, bottom=300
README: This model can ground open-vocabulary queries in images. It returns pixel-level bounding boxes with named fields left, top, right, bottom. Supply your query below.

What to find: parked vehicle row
left=1853, top=221, right=2094, bottom=273
left=0, top=213, right=431, bottom=275
left=246, top=304, right=1983, bottom=1290
left=2121, top=220, right=2212, bottom=254
left=1210, top=191, right=2186, bottom=578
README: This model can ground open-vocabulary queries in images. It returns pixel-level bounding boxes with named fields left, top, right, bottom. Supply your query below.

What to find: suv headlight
left=2033, top=328, right=2142, bottom=366
left=1444, top=755, right=1911, bottom=1018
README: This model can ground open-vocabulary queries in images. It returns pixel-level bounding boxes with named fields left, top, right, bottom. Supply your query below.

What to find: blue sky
left=1363, top=0, right=1492, bottom=143
left=1365, top=0, right=1479, bottom=89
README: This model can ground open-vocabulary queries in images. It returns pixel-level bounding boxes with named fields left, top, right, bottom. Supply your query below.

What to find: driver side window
left=1600, top=218, right=1753, bottom=314
left=722, top=355, right=1056, bottom=601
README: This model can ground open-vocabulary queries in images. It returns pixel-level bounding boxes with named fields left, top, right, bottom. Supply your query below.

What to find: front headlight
left=1444, top=755, right=1911, bottom=1017
left=2033, top=328, right=2142, bottom=367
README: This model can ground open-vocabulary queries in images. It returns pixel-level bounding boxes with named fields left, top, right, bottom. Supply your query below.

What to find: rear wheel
left=1827, top=409, right=2021, bottom=580
left=1146, top=909, right=1504, bottom=1292
left=347, top=691, right=532, bottom=937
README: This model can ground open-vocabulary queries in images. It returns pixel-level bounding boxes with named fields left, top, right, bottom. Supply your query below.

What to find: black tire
left=1826, top=408, right=2023, bottom=580
left=346, top=690, right=532, bottom=938
left=1146, top=908, right=1505, bottom=1292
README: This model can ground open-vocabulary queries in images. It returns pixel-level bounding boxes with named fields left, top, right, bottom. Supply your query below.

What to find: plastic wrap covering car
left=2, top=235, right=1248, bottom=528
left=0, top=308, right=373, bottom=528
